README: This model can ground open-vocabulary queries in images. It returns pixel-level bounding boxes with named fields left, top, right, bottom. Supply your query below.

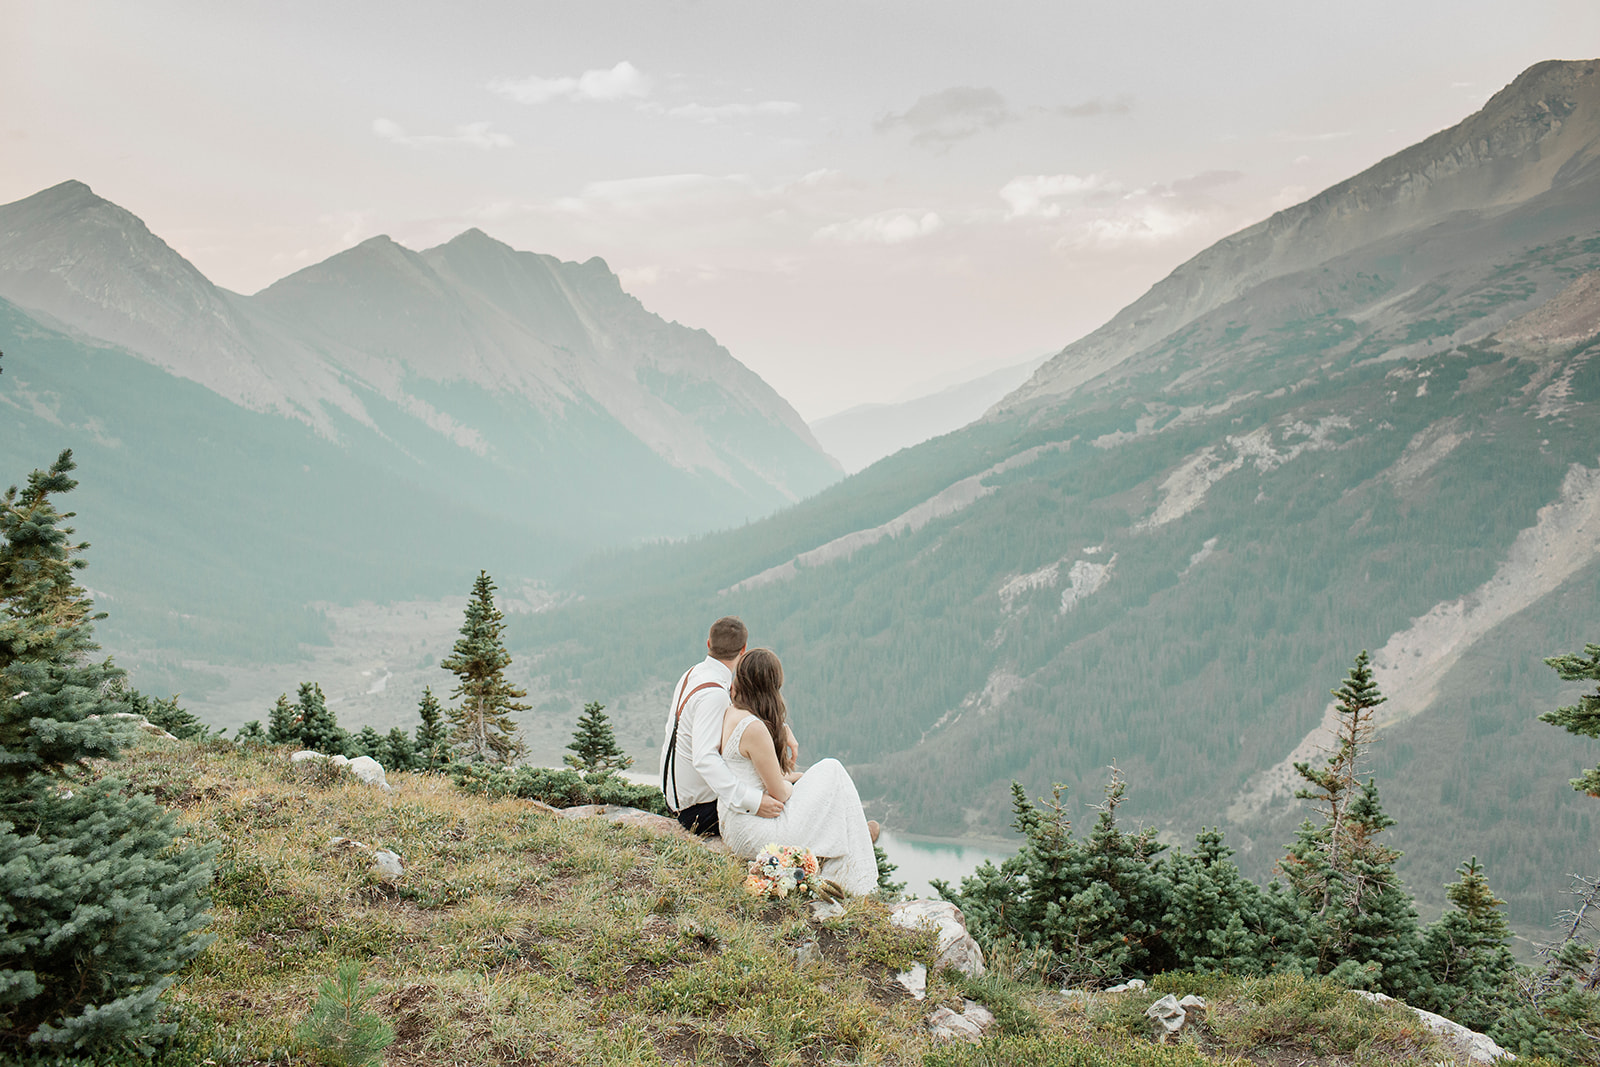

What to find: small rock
left=809, top=899, right=846, bottom=921
left=372, top=849, right=404, bottom=882
left=888, top=899, right=986, bottom=978
left=1179, top=994, right=1208, bottom=1023
left=926, top=1000, right=995, bottom=1044
left=896, top=963, right=927, bottom=1000
left=346, top=755, right=391, bottom=791
left=792, top=939, right=821, bottom=966
left=1145, top=993, right=1186, bottom=1041
left=1106, top=978, right=1147, bottom=993
left=291, top=750, right=325, bottom=763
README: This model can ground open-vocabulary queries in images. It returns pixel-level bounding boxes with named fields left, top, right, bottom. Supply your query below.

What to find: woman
left=717, top=647, right=880, bottom=895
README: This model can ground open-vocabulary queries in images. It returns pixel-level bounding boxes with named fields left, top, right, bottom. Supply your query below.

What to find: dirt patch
left=384, top=982, right=435, bottom=1046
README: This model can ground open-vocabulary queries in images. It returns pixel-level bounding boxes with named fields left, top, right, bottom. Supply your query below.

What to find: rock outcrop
left=889, top=900, right=987, bottom=978
left=1354, top=991, right=1515, bottom=1064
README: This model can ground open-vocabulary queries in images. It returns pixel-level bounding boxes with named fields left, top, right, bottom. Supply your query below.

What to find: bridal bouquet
left=742, top=843, right=844, bottom=902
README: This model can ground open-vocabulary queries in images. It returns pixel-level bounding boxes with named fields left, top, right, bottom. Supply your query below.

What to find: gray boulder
left=888, top=899, right=986, bottom=978
left=1354, top=991, right=1515, bottom=1064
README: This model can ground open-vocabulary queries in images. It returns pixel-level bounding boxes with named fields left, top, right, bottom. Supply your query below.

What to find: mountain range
left=520, top=58, right=1600, bottom=933
left=809, top=354, right=1049, bottom=474
left=0, top=182, right=840, bottom=665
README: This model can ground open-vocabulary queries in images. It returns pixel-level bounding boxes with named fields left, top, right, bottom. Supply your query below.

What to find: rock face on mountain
left=1004, top=58, right=1600, bottom=410
left=529, top=59, right=1600, bottom=935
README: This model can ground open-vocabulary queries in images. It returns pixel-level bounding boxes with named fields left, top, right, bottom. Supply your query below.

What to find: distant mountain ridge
left=0, top=181, right=838, bottom=507
left=810, top=355, right=1048, bottom=474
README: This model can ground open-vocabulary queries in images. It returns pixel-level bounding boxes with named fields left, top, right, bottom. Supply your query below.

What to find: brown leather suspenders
left=662, top=669, right=726, bottom=814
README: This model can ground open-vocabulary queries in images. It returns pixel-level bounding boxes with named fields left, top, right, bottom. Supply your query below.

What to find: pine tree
left=145, top=693, right=204, bottom=740
left=414, top=686, right=449, bottom=770
left=268, top=693, right=299, bottom=744
left=0, top=451, right=121, bottom=783
left=1418, top=857, right=1516, bottom=1032
left=1541, top=642, right=1600, bottom=796
left=875, top=842, right=907, bottom=899
left=1278, top=653, right=1420, bottom=994
left=296, top=681, right=347, bottom=755
left=440, top=572, right=528, bottom=764
left=293, top=961, right=394, bottom=1067
left=235, top=720, right=267, bottom=747
left=0, top=451, right=213, bottom=1051
left=380, top=727, right=416, bottom=772
left=1162, top=828, right=1272, bottom=974
left=351, top=724, right=383, bottom=760
left=564, top=700, right=632, bottom=774
left=1289, top=650, right=1386, bottom=919
left=936, top=770, right=1171, bottom=982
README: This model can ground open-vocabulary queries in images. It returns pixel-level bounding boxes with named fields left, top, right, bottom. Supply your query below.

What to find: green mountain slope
left=517, top=60, right=1600, bottom=932
left=0, top=182, right=841, bottom=682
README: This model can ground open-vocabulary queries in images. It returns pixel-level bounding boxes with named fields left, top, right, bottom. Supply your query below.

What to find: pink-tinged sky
left=3, top=1, right=1597, bottom=419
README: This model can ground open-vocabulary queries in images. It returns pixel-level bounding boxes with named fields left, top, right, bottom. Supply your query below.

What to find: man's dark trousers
left=676, top=801, right=719, bottom=837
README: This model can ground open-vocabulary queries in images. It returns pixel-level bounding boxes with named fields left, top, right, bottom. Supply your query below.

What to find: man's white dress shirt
left=659, top=655, right=762, bottom=815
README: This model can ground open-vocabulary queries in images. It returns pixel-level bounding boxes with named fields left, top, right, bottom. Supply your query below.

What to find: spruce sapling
left=413, top=686, right=449, bottom=770
left=294, top=961, right=394, bottom=1067
left=267, top=693, right=299, bottom=744
left=564, top=700, right=631, bottom=774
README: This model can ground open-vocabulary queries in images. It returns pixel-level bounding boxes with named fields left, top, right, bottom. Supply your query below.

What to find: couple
left=659, top=616, right=880, bottom=895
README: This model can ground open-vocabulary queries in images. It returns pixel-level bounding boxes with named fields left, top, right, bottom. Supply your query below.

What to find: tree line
left=936, top=650, right=1600, bottom=1062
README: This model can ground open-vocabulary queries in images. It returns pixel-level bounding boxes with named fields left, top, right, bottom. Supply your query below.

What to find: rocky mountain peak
left=1002, top=58, right=1600, bottom=413
left=0, top=177, right=284, bottom=409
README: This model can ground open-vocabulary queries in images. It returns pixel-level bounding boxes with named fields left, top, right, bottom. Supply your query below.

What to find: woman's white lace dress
left=717, top=715, right=879, bottom=895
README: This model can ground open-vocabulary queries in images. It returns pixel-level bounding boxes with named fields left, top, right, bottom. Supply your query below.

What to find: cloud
left=1054, top=96, right=1132, bottom=118
left=665, top=100, right=802, bottom=123
left=813, top=211, right=943, bottom=245
left=1073, top=203, right=1206, bottom=248
left=1281, top=129, right=1354, bottom=143
left=1000, top=174, right=1113, bottom=218
left=875, top=87, right=1011, bottom=146
left=1163, top=170, right=1243, bottom=195
left=488, top=61, right=650, bottom=105
left=552, top=173, right=759, bottom=217
left=1003, top=169, right=1241, bottom=250
left=372, top=118, right=513, bottom=149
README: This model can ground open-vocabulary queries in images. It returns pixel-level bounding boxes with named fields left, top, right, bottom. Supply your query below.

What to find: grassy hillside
left=94, top=737, right=1528, bottom=1066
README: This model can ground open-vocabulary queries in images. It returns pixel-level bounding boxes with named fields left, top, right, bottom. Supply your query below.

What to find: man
left=660, top=616, right=789, bottom=835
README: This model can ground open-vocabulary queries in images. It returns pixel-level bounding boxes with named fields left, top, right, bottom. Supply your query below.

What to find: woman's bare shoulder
left=737, top=716, right=777, bottom=756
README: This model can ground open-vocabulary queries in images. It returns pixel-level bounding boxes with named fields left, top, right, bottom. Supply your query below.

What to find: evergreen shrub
left=0, top=451, right=213, bottom=1053
left=452, top=763, right=668, bottom=814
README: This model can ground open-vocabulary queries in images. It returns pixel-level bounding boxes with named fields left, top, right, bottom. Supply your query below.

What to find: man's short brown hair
left=709, top=616, right=748, bottom=659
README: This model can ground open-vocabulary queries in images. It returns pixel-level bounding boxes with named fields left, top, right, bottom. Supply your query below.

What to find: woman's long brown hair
left=730, top=647, right=794, bottom=773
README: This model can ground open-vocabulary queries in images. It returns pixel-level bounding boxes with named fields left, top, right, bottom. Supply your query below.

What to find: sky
left=3, top=2, right=1598, bottom=420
